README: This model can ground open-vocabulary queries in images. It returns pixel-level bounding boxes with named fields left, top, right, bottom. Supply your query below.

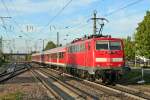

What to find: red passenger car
left=32, top=35, right=125, bottom=83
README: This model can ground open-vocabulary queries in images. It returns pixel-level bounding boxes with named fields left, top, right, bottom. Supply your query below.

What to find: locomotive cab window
left=110, top=41, right=121, bottom=50
left=96, top=41, right=122, bottom=50
left=96, top=41, right=108, bottom=50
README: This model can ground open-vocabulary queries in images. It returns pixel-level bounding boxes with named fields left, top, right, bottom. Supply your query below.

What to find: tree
left=44, top=41, right=56, bottom=50
left=123, top=36, right=135, bottom=61
left=135, top=11, right=150, bottom=59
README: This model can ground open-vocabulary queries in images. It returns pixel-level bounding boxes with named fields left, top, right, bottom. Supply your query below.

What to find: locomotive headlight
left=96, top=58, right=107, bottom=62
left=112, top=58, right=123, bottom=62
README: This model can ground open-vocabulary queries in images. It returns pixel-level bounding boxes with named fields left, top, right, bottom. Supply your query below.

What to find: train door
left=41, top=54, right=44, bottom=64
left=86, top=42, right=91, bottom=67
left=65, top=48, right=68, bottom=66
left=85, top=41, right=95, bottom=77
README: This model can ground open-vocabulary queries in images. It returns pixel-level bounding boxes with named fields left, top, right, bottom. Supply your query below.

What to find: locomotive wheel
left=78, top=70, right=86, bottom=79
left=87, top=74, right=95, bottom=82
left=102, top=77, right=106, bottom=84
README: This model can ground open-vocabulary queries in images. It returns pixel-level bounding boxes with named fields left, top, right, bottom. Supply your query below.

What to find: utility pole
left=42, top=39, right=44, bottom=51
left=91, top=10, right=97, bottom=35
left=57, top=32, right=59, bottom=47
left=93, top=11, right=97, bottom=35
left=0, top=37, right=3, bottom=52
left=0, top=36, right=3, bottom=57
left=91, top=10, right=108, bottom=35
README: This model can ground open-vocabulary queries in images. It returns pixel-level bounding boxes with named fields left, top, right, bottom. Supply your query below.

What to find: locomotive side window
left=69, top=46, right=73, bottom=53
left=110, top=41, right=121, bottom=50
left=96, top=41, right=108, bottom=50
left=81, top=43, right=85, bottom=51
left=75, top=45, right=77, bottom=52
left=68, top=43, right=85, bottom=53
left=73, top=46, right=75, bottom=52
left=77, top=45, right=80, bottom=52
left=70, top=46, right=73, bottom=53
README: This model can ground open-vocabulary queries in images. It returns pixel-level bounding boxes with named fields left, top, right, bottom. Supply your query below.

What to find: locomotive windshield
left=96, top=41, right=108, bottom=50
left=110, top=41, right=121, bottom=50
left=96, top=41, right=121, bottom=50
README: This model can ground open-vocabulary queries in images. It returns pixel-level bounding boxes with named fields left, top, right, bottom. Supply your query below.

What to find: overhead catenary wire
left=68, top=0, right=145, bottom=37
left=1, top=18, right=10, bottom=38
left=63, top=0, right=144, bottom=34
left=1, top=0, right=11, bottom=16
left=45, top=0, right=73, bottom=27
left=9, top=0, right=31, bottom=36
left=1, top=0, right=33, bottom=39
left=0, top=0, right=12, bottom=38
left=38, top=0, right=73, bottom=34
left=1, top=0, right=15, bottom=38
left=104, top=0, right=145, bottom=17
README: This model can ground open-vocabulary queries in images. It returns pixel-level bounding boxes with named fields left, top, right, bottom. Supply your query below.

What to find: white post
left=135, top=55, right=136, bottom=67
left=141, top=67, right=144, bottom=80
left=137, top=67, right=145, bottom=84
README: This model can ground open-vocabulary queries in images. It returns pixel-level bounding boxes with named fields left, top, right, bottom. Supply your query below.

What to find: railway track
left=0, top=63, right=14, bottom=76
left=31, top=68, right=98, bottom=99
left=30, top=70, right=62, bottom=100
left=43, top=68, right=148, bottom=100
left=29, top=63, right=149, bottom=100
left=0, top=63, right=29, bottom=83
left=108, top=84, right=150, bottom=100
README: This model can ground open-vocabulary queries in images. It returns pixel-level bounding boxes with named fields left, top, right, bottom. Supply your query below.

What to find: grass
left=143, top=74, right=150, bottom=84
left=122, top=69, right=150, bottom=84
left=0, top=92, right=23, bottom=100
left=0, top=64, right=7, bottom=74
left=0, top=58, right=6, bottom=67
left=122, top=70, right=141, bottom=80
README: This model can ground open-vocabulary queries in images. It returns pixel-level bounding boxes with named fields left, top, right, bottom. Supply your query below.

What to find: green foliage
left=0, top=91, right=23, bottom=100
left=25, top=54, right=31, bottom=61
left=0, top=56, right=6, bottom=67
left=122, top=70, right=141, bottom=80
left=123, top=36, right=135, bottom=61
left=135, top=11, right=150, bottom=58
left=44, top=41, right=56, bottom=50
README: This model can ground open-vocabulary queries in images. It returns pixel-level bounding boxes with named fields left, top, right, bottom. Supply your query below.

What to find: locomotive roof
left=69, top=36, right=122, bottom=45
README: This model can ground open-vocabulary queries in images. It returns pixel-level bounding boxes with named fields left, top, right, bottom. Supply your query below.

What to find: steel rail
left=30, top=69, right=62, bottom=100
left=39, top=68, right=99, bottom=100
left=43, top=67, right=148, bottom=100
left=0, top=64, right=28, bottom=83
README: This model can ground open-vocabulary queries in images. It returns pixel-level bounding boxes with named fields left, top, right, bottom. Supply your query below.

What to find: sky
left=0, top=0, right=150, bottom=53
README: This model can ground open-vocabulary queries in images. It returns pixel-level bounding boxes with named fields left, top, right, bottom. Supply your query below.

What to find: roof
left=32, top=46, right=66, bottom=56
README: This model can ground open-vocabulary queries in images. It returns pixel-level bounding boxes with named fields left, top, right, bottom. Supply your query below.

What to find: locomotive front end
left=94, top=38, right=125, bottom=83
left=95, top=39, right=125, bottom=68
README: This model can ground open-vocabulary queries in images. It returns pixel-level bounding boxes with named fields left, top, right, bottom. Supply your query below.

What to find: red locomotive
left=32, top=34, right=125, bottom=84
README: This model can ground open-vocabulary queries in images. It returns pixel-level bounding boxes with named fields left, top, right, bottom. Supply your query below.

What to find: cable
left=0, top=0, right=12, bottom=38
left=38, top=0, right=73, bottom=34
left=1, top=0, right=11, bottom=16
left=1, top=19, right=10, bottom=38
left=1, top=0, right=16, bottom=38
left=45, top=0, right=73, bottom=26
left=1, top=0, right=33, bottom=39
left=104, top=0, right=144, bottom=17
